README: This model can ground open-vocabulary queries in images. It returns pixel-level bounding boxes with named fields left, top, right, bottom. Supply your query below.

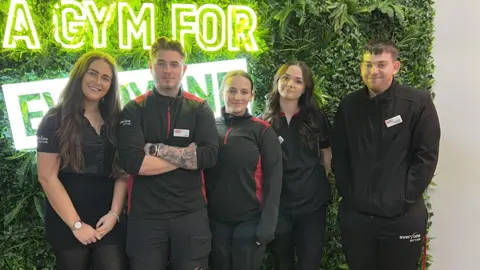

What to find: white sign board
left=2, top=58, right=249, bottom=150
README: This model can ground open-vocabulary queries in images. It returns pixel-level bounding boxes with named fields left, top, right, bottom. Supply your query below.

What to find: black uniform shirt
left=275, top=110, right=332, bottom=214
left=36, top=108, right=121, bottom=248
left=37, top=108, right=115, bottom=176
left=117, top=88, right=219, bottom=219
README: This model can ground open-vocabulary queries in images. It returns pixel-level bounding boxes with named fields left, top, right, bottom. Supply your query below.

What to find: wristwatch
left=149, top=144, right=158, bottom=156
left=72, top=220, right=82, bottom=231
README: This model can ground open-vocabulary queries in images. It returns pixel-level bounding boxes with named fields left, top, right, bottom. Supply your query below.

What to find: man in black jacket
left=116, top=37, right=219, bottom=270
left=331, top=40, right=440, bottom=270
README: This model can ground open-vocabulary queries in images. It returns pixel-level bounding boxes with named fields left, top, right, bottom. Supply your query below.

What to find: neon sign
left=2, top=0, right=259, bottom=52
left=2, top=58, right=250, bottom=150
left=172, top=4, right=258, bottom=52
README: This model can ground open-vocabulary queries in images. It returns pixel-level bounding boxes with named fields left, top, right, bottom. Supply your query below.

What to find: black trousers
left=53, top=244, right=128, bottom=270
left=338, top=200, right=427, bottom=270
left=210, top=217, right=266, bottom=270
left=126, top=208, right=211, bottom=270
left=270, top=204, right=327, bottom=270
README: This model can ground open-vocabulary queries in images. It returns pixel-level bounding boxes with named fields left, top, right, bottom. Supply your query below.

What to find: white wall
left=430, top=0, right=480, bottom=269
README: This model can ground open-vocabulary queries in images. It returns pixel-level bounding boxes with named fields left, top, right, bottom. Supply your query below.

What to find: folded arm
left=116, top=102, right=178, bottom=176
left=153, top=143, right=198, bottom=170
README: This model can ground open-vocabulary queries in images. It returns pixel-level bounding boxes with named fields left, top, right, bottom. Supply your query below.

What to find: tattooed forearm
left=156, top=143, right=198, bottom=170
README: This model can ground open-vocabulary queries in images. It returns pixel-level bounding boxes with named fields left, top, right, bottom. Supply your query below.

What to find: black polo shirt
left=36, top=107, right=122, bottom=248
left=276, top=110, right=331, bottom=214
left=37, top=108, right=115, bottom=176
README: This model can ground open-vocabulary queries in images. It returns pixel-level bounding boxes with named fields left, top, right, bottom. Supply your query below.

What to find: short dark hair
left=363, top=39, right=398, bottom=61
left=150, top=36, right=186, bottom=61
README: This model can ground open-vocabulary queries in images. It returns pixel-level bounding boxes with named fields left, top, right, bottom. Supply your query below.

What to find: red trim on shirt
left=201, top=170, right=207, bottom=203
left=166, top=105, right=171, bottom=139
left=251, top=117, right=271, bottom=127
left=254, top=156, right=263, bottom=206
left=279, top=111, right=301, bottom=117
left=224, top=127, right=233, bottom=144
left=183, top=91, right=204, bottom=103
left=134, top=91, right=152, bottom=103
left=127, top=175, right=133, bottom=214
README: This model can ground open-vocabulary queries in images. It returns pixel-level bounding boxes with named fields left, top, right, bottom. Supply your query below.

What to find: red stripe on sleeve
left=127, top=175, right=133, bottom=214
left=254, top=156, right=263, bottom=206
left=201, top=170, right=207, bottom=204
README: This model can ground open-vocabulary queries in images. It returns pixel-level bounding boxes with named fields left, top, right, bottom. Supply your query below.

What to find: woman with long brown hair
left=263, top=61, right=332, bottom=270
left=36, top=51, right=128, bottom=270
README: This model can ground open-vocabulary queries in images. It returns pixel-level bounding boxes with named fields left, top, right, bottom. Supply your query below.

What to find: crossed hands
left=144, top=142, right=198, bottom=156
left=72, top=213, right=118, bottom=245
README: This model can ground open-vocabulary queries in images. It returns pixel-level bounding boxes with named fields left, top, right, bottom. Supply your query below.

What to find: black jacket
left=331, top=79, right=440, bottom=218
left=117, top=88, right=219, bottom=219
left=205, top=108, right=283, bottom=244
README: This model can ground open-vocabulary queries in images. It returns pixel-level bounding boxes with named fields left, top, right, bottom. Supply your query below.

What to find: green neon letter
left=171, top=4, right=196, bottom=49
left=196, top=4, right=226, bottom=52
left=84, top=2, right=116, bottom=48
left=186, top=75, right=216, bottom=112
left=120, top=82, right=143, bottom=105
left=227, top=5, right=258, bottom=52
left=2, top=0, right=41, bottom=49
left=118, top=2, right=155, bottom=50
left=19, top=94, right=43, bottom=137
left=52, top=0, right=86, bottom=49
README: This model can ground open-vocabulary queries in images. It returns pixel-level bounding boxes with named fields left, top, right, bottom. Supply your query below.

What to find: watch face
left=74, top=221, right=82, bottom=229
left=149, top=145, right=157, bottom=155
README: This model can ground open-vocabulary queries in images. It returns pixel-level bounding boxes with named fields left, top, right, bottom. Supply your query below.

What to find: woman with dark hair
left=205, top=70, right=283, bottom=270
left=263, top=61, right=332, bottom=270
left=36, top=51, right=128, bottom=270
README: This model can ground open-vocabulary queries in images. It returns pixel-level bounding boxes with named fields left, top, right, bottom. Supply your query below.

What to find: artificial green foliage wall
left=0, top=0, right=435, bottom=269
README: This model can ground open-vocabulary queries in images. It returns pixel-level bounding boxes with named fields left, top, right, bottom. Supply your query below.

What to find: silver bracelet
left=108, top=211, right=120, bottom=223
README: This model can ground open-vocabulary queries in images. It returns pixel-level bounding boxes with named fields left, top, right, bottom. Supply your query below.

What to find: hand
left=95, top=212, right=118, bottom=239
left=188, top=142, right=197, bottom=148
left=73, top=223, right=102, bottom=245
left=256, top=230, right=275, bottom=246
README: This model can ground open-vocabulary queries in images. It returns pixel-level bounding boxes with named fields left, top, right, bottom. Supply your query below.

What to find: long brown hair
left=50, top=51, right=122, bottom=177
left=263, top=61, right=326, bottom=149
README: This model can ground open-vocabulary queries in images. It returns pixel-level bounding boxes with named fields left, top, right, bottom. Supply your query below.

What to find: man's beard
left=159, top=80, right=180, bottom=90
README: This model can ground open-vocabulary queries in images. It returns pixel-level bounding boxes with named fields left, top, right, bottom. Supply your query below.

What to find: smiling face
left=361, top=52, right=400, bottom=94
left=222, top=74, right=253, bottom=116
left=277, top=65, right=305, bottom=101
left=81, top=59, right=113, bottom=102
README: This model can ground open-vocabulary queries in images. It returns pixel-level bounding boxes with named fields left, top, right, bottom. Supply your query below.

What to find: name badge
left=278, top=136, right=284, bottom=144
left=173, top=129, right=190, bottom=137
left=385, top=115, right=403, bottom=128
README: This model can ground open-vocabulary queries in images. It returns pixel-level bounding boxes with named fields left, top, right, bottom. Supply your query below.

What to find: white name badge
left=173, top=129, right=190, bottom=137
left=278, top=136, right=284, bottom=144
left=385, top=115, right=403, bottom=128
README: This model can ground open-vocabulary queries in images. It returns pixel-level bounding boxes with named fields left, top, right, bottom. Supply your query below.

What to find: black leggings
left=54, top=244, right=128, bottom=270
left=270, top=204, right=328, bottom=270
